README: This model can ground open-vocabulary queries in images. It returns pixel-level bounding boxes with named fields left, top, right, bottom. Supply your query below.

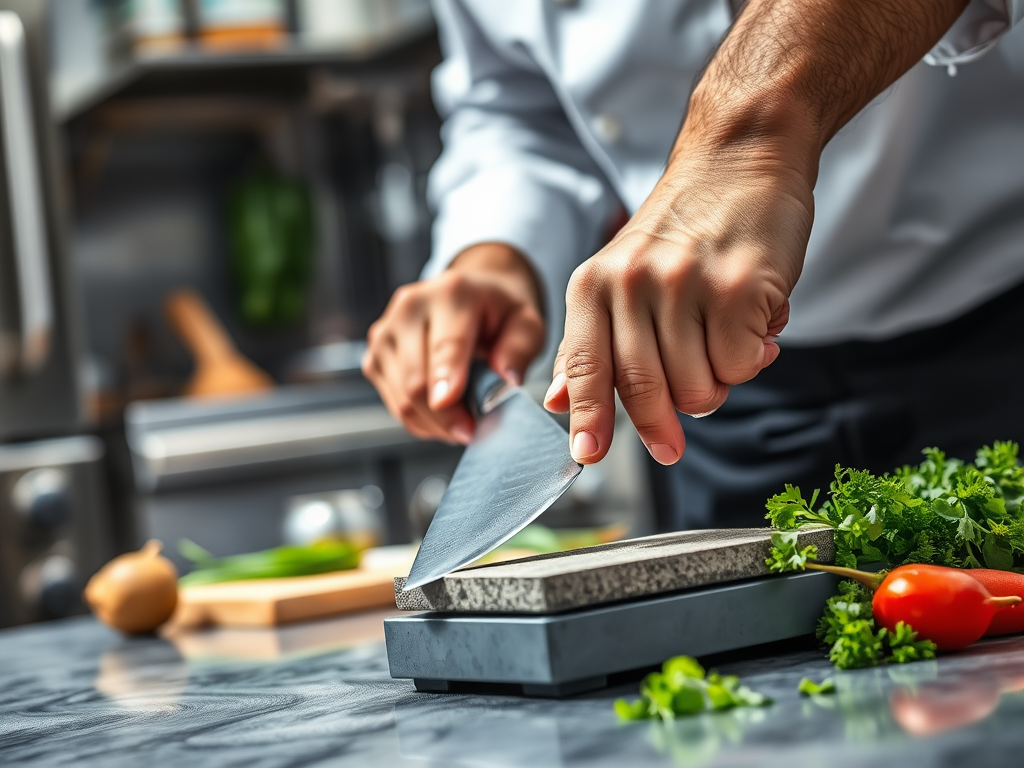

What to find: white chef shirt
left=422, top=0, right=1024, bottom=351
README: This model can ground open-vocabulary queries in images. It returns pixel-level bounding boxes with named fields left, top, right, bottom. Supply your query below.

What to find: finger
left=657, top=289, right=729, bottom=417
left=489, top=304, right=545, bottom=387
left=425, top=284, right=479, bottom=411
left=395, top=327, right=474, bottom=444
left=706, top=266, right=787, bottom=385
left=611, top=307, right=686, bottom=465
left=759, top=297, right=790, bottom=371
left=364, top=345, right=440, bottom=440
left=562, top=269, right=615, bottom=464
left=543, top=338, right=569, bottom=413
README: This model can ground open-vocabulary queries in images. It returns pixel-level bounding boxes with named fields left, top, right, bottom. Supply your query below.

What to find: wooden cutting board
left=171, top=569, right=397, bottom=628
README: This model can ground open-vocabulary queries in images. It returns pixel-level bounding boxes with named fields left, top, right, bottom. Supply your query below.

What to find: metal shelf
left=52, top=20, right=434, bottom=122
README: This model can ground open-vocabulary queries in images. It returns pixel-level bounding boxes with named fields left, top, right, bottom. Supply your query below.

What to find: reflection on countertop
left=3, top=615, right=1024, bottom=767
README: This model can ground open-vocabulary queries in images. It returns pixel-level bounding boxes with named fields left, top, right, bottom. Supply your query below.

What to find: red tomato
left=872, top=564, right=1011, bottom=651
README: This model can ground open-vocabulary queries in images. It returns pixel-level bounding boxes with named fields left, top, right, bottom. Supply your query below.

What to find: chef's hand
left=362, top=243, right=544, bottom=444
left=541, top=0, right=970, bottom=467
left=543, top=137, right=813, bottom=466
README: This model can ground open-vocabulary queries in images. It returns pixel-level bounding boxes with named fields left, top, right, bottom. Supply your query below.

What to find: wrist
left=672, top=80, right=823, bottom=190
left=449, top=242, right=544, bottom=314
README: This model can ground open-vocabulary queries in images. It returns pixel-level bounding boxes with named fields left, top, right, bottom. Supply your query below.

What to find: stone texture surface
left=395, top=527, right=834, bottom=614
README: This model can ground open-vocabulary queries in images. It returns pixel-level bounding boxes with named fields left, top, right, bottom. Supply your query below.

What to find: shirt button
left=591, top=113, right=623, bottom=144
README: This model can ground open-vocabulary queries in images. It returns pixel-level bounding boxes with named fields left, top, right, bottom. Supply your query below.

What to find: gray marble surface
left=3, top=613, right=1024, bottom=767
left=397, top=528, right=835, bottom=613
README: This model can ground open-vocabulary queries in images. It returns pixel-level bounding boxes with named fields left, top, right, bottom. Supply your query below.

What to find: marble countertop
left=2, top=612, right=1024, bottom=767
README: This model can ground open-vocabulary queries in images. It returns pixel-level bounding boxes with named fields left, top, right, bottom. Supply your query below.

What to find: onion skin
left=84, top=540, right=178, bottom=634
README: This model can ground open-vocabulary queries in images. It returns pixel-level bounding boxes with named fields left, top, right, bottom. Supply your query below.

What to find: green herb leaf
left=613, top=656, right=771, bottom=721
left=766, top=531, right=818, bottom=574
left=798, top=677, right=836, bottom=696
left=614, top=698, right=649, bottom=721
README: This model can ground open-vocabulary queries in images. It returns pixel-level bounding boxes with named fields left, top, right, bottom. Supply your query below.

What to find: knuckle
left=659, top=258, right=698, bottom=294
left=671, top=385, right=724, bottom=414
left=711, top=262, right=758, bottom=300
left=395, top=399, right=419, bottom=422
left=430, top=335, right=467, bottom=360
left=404, top=376, right=428, bottom=402
left=564, top=349, right=607, bottom=383
left=436, top=270, right=468, bottom=296
left=566, top=262, right=599, bottom=300
left=615, top=367, right=664, bottom=404
left=390, top=284, right=421, bottom=314
left=569, top=395, right=605, bottom=420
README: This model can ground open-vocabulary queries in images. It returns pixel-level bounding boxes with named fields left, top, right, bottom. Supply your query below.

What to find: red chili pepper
left=967, top=569, right=1024, bottom=637
left=806, top=562, right=1021, bottom=651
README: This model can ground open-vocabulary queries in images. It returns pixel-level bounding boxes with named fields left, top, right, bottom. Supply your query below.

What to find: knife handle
left=466, top=361, right=507, bottom=419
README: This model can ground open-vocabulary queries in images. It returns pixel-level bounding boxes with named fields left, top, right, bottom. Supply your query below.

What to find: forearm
left=677, top=0, right=971, bottom=178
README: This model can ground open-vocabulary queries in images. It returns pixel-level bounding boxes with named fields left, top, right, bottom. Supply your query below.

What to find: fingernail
left=451, top=425, right=473, bottom=445
left=504, top=368, right=523, bottom=387
left=544, top=372, right=566, bottom=403
left=647, top=443, right=679, bottom=465
left=431, top=379, right=451, bottom=407
left=691, top=407, right=719, bottom=419
left=571, top=431, right=599, bottom=462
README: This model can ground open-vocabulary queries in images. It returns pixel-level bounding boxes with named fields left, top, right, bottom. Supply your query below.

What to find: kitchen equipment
left=0, top=437, right=114, bottom=628
left=384, top=528, right=837, bottom=697
left=0, top=1, right=117, bottom=629
left=0, top=3, right=80, bottom=437
left=125, top=380, right=464, bottom=573
left=172, top=568, right=397, bottom=628
left=164, top=288, right=274, bottom=399
left=397, top=527, right=834, bottom=613
left=403, top=364, right=582, bottom=591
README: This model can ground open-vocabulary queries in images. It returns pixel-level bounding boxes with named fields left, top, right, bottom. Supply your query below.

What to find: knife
left=402, top=362, right=583, bottom=591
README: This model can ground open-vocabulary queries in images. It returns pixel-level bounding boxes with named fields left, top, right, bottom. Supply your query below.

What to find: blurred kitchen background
left=0, top=0, right=656, bottom=629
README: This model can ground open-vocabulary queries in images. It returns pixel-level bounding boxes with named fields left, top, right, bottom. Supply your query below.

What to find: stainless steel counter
left=2, top=612, right=1024, bottom=767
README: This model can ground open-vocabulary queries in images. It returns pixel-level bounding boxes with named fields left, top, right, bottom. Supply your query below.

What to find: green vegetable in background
left=178, top=538, right=360, bottom=587
left=228, top=166, right=315, bottom=328
left=798, top=677, right=836, bottom=696
left=765, top=442, right=1022, bottom=670
left=614, top=656, right=772, bottom=722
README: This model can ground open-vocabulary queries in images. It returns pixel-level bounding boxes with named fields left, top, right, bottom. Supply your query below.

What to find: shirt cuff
left=424, top=168, right=609, bottom=357
left=924, top=0, right=1019, bottom=68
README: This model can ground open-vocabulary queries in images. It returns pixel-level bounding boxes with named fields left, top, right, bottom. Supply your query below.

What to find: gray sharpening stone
left=384, top=570, right=840, bottom=697
left=395, top=527, right=834, bottom=614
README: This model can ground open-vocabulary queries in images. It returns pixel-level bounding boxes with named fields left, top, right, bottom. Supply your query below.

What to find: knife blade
left=402, top=362, right=582, bottom=591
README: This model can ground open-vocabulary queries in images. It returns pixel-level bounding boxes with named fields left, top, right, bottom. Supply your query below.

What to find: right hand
left=362, top=243, right=545, bottom=444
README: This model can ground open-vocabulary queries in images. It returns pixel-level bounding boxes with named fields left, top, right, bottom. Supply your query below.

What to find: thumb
left=488, top=304, right=545, bottom=386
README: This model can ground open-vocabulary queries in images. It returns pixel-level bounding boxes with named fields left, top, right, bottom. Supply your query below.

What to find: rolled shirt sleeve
left=424, top=0, right=620, bottom=355
left=925, top=0, right=1023, bottom=68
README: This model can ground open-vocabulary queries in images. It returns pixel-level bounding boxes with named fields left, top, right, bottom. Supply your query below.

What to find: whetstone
left=395, top=527, right=833, bottom=614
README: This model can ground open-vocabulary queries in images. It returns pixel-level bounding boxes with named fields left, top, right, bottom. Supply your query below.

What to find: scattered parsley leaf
left=798, top=677, right=835, bottom=696
left=614, top=656, right=771, bottom=721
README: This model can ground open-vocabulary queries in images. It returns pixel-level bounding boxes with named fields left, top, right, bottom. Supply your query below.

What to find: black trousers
left=656, top=281, right=1024, bottom=531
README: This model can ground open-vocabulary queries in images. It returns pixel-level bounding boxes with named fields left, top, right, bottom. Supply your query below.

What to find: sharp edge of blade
left=400, top=466, right=582, bottom=592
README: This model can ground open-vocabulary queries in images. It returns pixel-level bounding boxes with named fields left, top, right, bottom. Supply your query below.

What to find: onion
left=84, top=540, right=178, bottom=634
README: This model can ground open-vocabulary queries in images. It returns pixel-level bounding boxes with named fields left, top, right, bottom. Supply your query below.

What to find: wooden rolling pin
left=165, top=289, right=274, bottom=398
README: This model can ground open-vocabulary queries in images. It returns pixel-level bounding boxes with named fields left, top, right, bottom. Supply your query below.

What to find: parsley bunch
left=766, top=442, right=1024, bottom=570
left=615, top=656, right=771, bottom=722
